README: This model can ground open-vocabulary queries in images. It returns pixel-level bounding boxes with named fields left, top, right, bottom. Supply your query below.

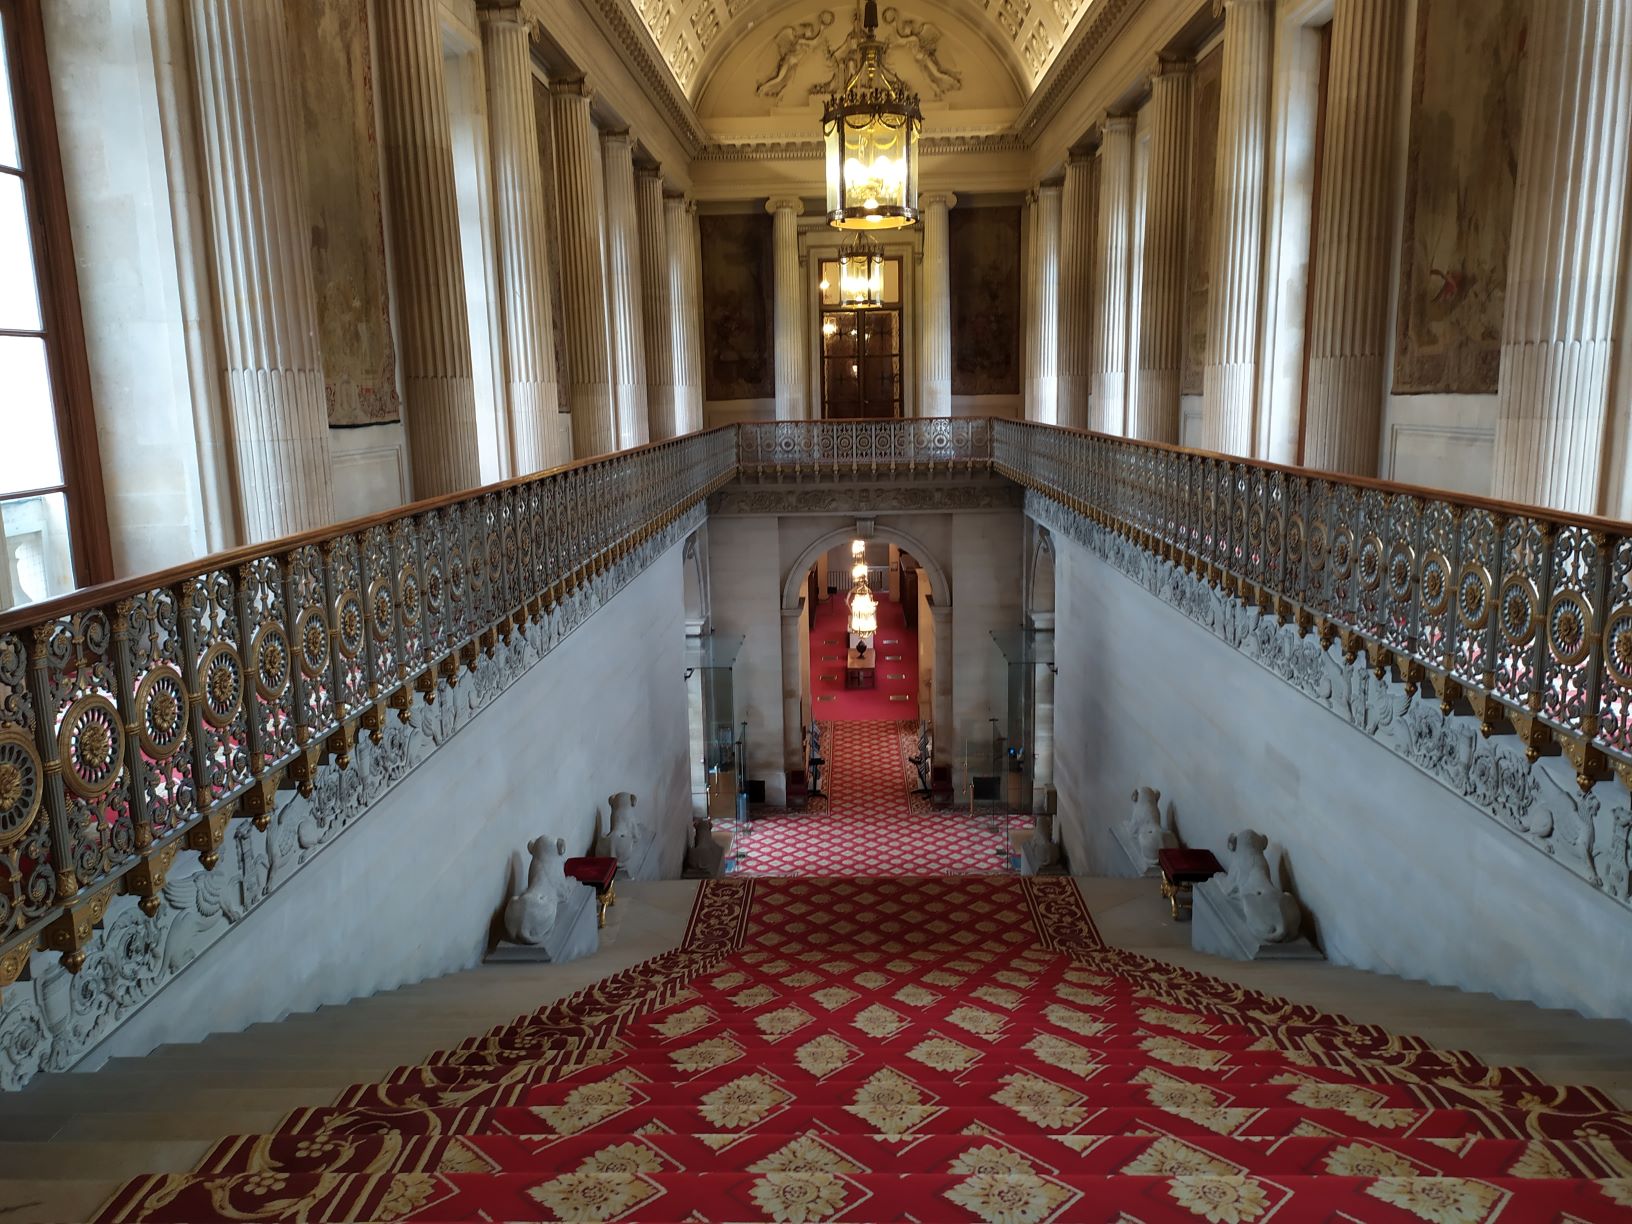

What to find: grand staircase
left=86, top=876, right=1632, bottom=1222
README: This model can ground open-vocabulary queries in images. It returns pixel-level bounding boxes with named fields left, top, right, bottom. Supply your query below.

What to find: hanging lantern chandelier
left=822, top=0, right=921, bottom=230
left=848, top=579, right=879, bottom=638
left=837, top=233, right=886, bottom=309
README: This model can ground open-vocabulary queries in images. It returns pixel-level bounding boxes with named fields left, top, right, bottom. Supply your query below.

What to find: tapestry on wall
left=287, top=0, right=402, bottom=426
left=1393, top=0, right=1527, bottom=395
left=950, top=206, right=1021, bottom=396
left=1181, top=45, right=1222, bottom=397
left=533, top=77, right=571, bottom=402
left=700, top=214, right=774, bottom=401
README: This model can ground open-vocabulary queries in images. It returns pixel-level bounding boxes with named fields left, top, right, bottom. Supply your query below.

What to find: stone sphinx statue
left=503, top=836, right=570, bottom=946
left=1126, top=786, right=1178, bottom=872
left=1220, top=829, right=1303, bottom=944
left=595, top=791, right=646, bottom=870
left=684, top=815, right=726, bottom=879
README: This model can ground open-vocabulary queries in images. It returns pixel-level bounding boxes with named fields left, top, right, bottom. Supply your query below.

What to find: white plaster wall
left=45, top=0, right=214, bottom=573
left=1379, top=394, right=1496, bottom=498
left=88, top=545, right=694, bottom=1059
left=706, top=516, right=789, bottom=802
left=1051, top=530, right=1632, bottom=1021
left=329, top=424, right=411, bottom=521
left=949, top=511, right=1024, bottom=763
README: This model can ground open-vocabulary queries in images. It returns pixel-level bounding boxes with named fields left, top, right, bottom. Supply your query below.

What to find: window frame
left=0, top=0, right=111, bottom=594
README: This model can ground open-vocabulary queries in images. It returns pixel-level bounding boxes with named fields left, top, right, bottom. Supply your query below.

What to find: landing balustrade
left=0, top=416, right=1627, bottom=999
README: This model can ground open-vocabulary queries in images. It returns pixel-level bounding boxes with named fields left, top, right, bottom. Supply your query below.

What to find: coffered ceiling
left=626, top=0, right=1104, bottom=101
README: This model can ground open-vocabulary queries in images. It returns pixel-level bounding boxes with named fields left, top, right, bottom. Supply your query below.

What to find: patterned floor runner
left=98, top=876, right=1632, bottom=1221
left=727, top=721, right=1027, bottom=877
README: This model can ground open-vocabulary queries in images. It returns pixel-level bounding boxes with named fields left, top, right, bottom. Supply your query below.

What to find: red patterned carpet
left=99, top=876, right=1632, bottom=1222
left=728, top=721, right=1027, bottom=877
left=809, top=596, right=918, bottom=722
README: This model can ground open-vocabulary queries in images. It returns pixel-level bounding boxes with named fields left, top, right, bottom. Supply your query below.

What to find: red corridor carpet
left=728, top=721, right=1024, bottom=876
left=99, top=876, right=1632, bottom=1222
left=809, top=595, right=917, bottom=723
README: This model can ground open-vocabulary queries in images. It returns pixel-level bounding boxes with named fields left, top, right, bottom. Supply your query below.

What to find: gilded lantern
left=822, top=2, right=921, bottom=230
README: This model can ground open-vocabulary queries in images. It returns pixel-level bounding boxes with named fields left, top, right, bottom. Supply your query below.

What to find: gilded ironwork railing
left=736, top=418, right=993, bottom=480
left=0, top=429, right=737, bottom=989
left=992, top=418, right=1632, bottom=794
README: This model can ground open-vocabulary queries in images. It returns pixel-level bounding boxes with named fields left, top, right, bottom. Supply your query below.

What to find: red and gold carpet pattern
left=99, top=876, right=1632, bottom=1221
left=728, top=721, right=1027, bottom=877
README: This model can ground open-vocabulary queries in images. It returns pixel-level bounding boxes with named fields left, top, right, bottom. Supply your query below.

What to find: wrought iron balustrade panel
left=990, top=419, right=1632, bottom=787
left=0, top=429, right=736, bottom=982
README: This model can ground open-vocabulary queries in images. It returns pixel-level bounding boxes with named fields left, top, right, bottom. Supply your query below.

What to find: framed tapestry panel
left=1392, top=0, right=1527, bottom=395
left=950, top=205, right=1021, bottom=396
left=700, top=213, right=774, bottom=401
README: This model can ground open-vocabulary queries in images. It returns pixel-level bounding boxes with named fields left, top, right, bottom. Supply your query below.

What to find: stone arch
left=780, top=523, right=951, bottom=612
left=1027, top=526, right=1055, bottom=622
left=683, top=529, right=710, bottom=627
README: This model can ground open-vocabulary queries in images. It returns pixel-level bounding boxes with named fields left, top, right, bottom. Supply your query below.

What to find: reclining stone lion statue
left=503, top=836, right=569, bottom=946
left=1126, top=786, right=1178, bottom=871
left=1221, top=828, right=1302, bottom=944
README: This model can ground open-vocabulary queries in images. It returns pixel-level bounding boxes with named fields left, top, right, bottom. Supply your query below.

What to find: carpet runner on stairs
left=98, top=877, right=1632, bottom=1222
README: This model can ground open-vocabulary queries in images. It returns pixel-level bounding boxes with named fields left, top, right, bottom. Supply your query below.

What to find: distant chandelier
left=822, top=0, right=921, bottom=230
left=838, top=233, right=885, bottom=309
left=848, top=579, right=879, bottom=637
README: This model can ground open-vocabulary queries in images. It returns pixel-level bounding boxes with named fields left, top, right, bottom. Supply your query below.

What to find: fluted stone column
left=373, top=0, right=480, bottom=496
left=1302, top=0, right=1407, bottom=476
left=1058, top=152, right=1096, bottom=430
left=1093, top=118, right=1135, bottom=436
left=480, top=5, right=566, bottom=475
left=1027, top=182, right=1062, bottom=424
left=921, top=191, right=957, bottom=417
left=1134, top=60, right=1193, bottom=444
left=636, top=167, right=677, bottom=441
left=1493, top=0, right=1632, bottom=514
left=767, top=198, right=808, bottom=420
left=1201, top=0, right=1274, bottom=456
left=602, top=132, right=648, bottom=450
left=667, top=195, right=705, bottom=433
left=184, top=0, right=333, bottom=541
left=548, top=79, right=617, bottom=458
left=930, top=601, right=954, bottom=768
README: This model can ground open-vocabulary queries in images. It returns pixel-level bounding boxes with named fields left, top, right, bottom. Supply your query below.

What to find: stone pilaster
left=372, top=0, right=481, bottom=495
left=920, top=191, right=957, bottom=418
left=931, top=601, right=954, bottom=767
left=1201, top=0, right=1274, bottom=457
left=548, top=79, right=617, bottom=458
left=602, top=131, right=648, bottom=450
left=1133, top=60, right=1193, bottom=444
left=1058, top=151, right=1097, bottom=430
left=767, top=198, right=808, bottom=420
left=479, top=5, right=566, bottom=475
left=1027, top=182, right=1063, bottom=424
left=667, top=194, right=705, bottom=434
left=781, top=604, right=806, bottom=776
left=184, top=0, right=334, bottom=542
left=1093, top=118, right=1134, bottom=436
left=1492, top=0, right=1632, bottom=513
left=636, top=167, right=676, bottom=442
left=1302, top=0, right=1407, bottom=476
left=1031, top=622, right=1055, bottom=814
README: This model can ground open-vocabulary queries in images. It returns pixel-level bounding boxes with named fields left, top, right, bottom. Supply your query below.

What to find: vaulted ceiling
left=628, top=0, right=1104, bottom=102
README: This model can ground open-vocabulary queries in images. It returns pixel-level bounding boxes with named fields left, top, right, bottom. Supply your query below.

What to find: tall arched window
left=0, top=0, right=108, bottom=612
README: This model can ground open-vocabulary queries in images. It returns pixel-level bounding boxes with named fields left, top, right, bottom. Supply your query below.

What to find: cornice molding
left=579, top=0, right=709, bottom=156
left=1017, top=0, right=1145, bottom=139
